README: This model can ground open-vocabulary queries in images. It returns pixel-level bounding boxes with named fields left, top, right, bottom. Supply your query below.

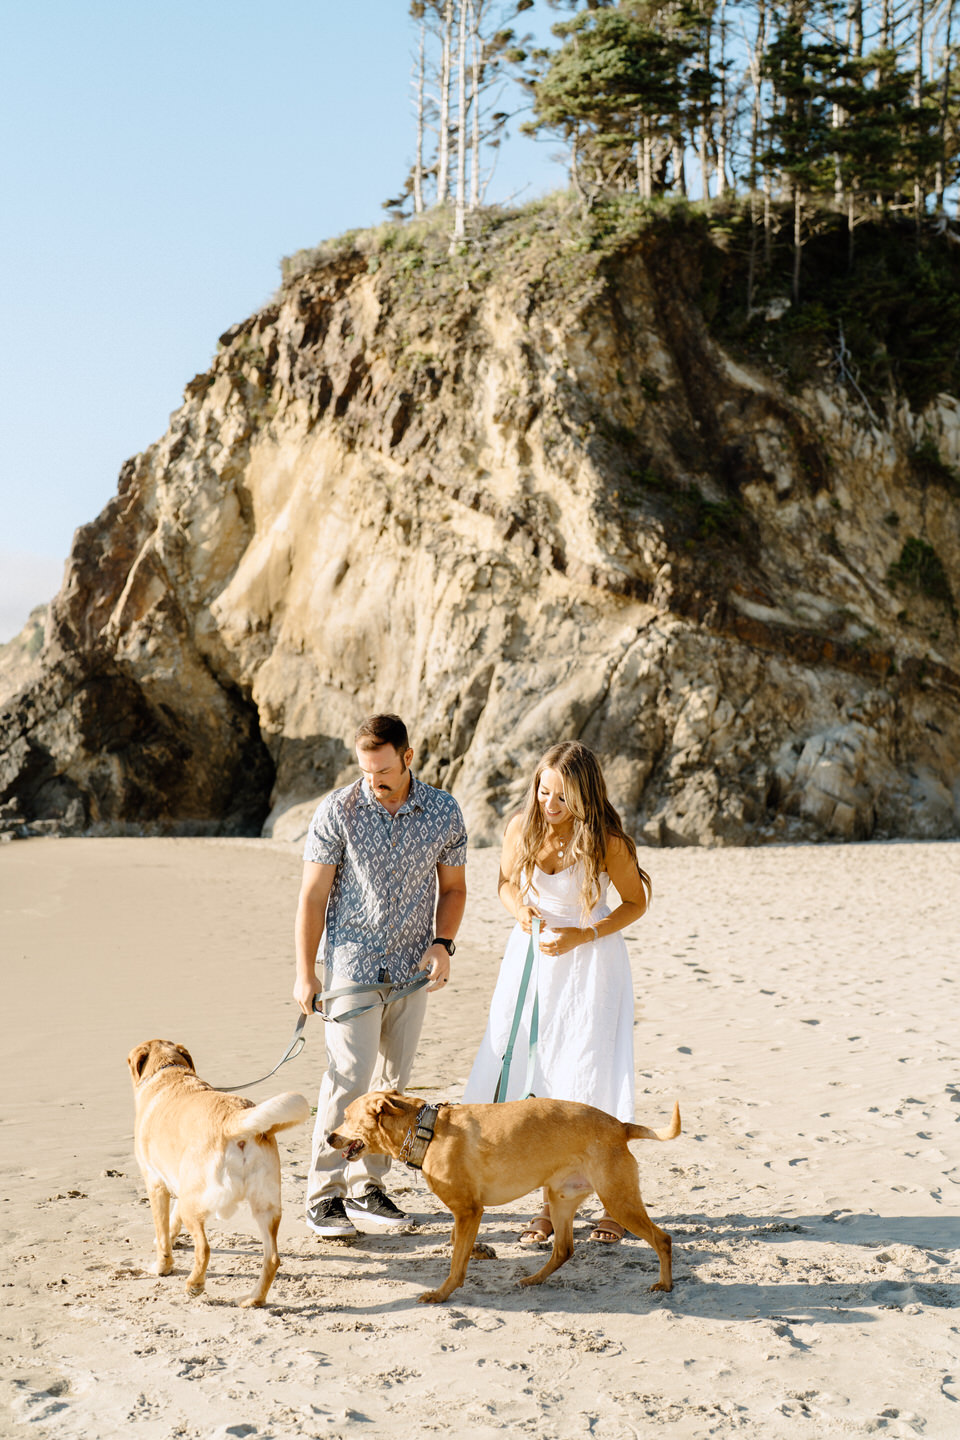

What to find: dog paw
left=184, top=1281, right=206, bottom=1298
left=151, top=1258, right=173, bottom=1277
left=649, top=1280, right=673, bottom=1293
left=239, top=1295, right=265, bottom=1308
left=417, top=1290, right=448, bottom=1304
left=471, top=1243, right=496, bottom=1260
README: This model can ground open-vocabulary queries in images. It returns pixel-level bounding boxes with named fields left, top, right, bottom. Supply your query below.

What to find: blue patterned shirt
left=303, top=774, right=468, bottom=983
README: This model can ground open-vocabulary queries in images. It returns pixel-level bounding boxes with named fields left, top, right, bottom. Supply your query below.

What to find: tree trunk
left=700, top=12, right=713, bottom=201
left=793, top=183, right=803, bottom=304
left=414, top=20, right=426, bottom=214
left=748, top=187, right=759, bottom=314
left=643, top=120, right=653, bottom=200
left=453, top=0, right=468, bottom=238
left=717, top=0, right=728, bottom=196
left=672, top=133, right=686, bottom=196
left=746, top=0, right=766, bottom=308
left=914, top=0, right=926, bottom=231
left=935, top=0, right=955, bottom=209
left=848, top=188, right=856, bottom=269
left=747, top=0, right=766, bottom=191
left=848, top=0, right=863, bottom=57
left=437, top=0, right=454, bottom=206
left=469, top=0, right=481, bottom=212
left=831, top=6, right=844, bottom=209
left=571, top=129, right=590, bottom=213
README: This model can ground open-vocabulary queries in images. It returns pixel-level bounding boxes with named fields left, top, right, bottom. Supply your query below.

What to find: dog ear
left=129, top=1043, right=151, bottom=1079
left=174, top=1043, right=194, bottom=1070
left=374, top=1093, right=405, bottom=1118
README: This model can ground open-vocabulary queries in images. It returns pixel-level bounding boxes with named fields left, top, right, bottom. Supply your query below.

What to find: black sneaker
left=343, top=1186, right=414, bottom=1230
left=306, top=1196, right=357, bottom=1237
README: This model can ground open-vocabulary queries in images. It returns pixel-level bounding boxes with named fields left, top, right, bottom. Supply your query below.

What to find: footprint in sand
left=445, top=1309, right=504, bottom=1332
left=126, top=1394, right=161, bottom=1421
left=12, top=1376, right=71, bottom=1424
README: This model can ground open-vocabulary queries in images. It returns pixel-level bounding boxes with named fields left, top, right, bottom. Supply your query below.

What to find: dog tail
left=226, top=1092, right=311, bottom=1140
left=625, top=1101, right=681, bottom=1143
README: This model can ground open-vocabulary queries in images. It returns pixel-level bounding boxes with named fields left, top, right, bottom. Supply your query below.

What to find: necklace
left=556, top=826, right=573, bottom=863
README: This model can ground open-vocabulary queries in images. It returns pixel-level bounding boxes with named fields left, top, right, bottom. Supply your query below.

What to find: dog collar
left=398, top=1102, right=444, bottom=1169
left=136, top=1061, right=191, bottom=1090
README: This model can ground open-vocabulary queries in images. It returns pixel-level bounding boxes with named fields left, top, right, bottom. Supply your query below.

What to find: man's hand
left=293, top=971, right=321, bottom=1015
left=294, top=862, right=336, bottom=1016
left=418, top=943, right=451, bottom=993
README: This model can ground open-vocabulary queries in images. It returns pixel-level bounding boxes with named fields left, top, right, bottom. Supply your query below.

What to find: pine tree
left=393, top=0, right=960, bottom=234
left=762, top=4, right=840, bottom=299
left=525, top=2, right=699, bottom=209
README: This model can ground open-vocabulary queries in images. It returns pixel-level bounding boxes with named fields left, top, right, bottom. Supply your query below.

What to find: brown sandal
left=519, top=1209, right=554, bottom=1246
left=589, top=1215, right=625, bottom=1244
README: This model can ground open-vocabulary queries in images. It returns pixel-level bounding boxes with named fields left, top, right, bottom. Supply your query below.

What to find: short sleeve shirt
left=303, top=773, right=467, bottom=983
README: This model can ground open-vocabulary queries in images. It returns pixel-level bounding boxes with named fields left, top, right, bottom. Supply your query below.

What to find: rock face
left=0, top=605, right=47, bottom=707
left=2, top=208, right=958, bottom=845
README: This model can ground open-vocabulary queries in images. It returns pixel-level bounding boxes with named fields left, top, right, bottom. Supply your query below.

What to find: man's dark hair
left=355, top=713, right=410, bottom=753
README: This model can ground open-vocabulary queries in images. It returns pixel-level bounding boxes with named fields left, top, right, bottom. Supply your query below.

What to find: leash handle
left=494, top=917, right=540, bottom=1103
left=311, top=968, right=431, bottom=1023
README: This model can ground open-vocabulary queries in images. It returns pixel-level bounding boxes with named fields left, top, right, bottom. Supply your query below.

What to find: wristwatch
left=433, top=937, right=456, bottom=956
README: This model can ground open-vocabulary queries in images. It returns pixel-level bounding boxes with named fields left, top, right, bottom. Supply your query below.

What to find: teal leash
left=494, top=917, right=541, bottom=1103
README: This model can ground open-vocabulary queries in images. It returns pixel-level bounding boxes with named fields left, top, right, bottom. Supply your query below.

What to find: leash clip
left=399, top=1101, right=445, bottom=1169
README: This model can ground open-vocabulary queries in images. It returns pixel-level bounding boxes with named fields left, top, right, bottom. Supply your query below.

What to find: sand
left=1, top=835, right=958, bottom=1439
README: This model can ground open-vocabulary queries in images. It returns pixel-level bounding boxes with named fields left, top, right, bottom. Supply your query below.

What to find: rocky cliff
left=2, top=200, right=958, bottom=845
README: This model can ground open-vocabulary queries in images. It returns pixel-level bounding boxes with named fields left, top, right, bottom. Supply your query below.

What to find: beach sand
left=1, top=836, right=958, bottom=1439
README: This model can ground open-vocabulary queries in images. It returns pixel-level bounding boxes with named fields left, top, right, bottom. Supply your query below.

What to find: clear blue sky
left=0, top=0, right=565, bottom=641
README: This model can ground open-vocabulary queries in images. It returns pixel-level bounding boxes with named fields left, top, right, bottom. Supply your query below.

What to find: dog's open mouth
left=328, top=1131, right=365, bottom=1162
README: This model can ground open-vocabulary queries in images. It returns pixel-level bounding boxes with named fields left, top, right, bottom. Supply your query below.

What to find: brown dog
left=127, top=1039, right=310, bottom=1306
left=328, top=1091, right=680, bottom=1303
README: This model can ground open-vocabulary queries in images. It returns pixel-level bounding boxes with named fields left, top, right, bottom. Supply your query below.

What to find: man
left=293, top=713, right=467, bottom=1236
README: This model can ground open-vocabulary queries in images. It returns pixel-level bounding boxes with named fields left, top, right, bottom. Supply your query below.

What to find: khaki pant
left=307, top=975, right=429, bottom=1208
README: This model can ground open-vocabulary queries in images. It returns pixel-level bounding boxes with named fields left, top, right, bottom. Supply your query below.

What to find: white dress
left=462, top=862, right=636, bottom=1122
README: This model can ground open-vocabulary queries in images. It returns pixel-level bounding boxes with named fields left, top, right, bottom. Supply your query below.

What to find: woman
left=463, top=740, right=652, bottom=1245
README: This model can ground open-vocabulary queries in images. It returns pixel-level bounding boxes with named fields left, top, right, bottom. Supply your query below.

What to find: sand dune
left=2, top=836, right=958, bottom=1438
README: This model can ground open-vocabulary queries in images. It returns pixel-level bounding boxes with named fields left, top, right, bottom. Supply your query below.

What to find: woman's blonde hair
left=512, top=741, right=652, bottom=919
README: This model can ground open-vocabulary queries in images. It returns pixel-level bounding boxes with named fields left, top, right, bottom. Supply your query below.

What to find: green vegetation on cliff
left=703, top=207, right=960, bottom=412
left=285, top=192, right=960, bottom=416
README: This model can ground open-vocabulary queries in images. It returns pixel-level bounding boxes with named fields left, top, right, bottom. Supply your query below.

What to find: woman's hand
left=516, top=903, right=541, bottom=934
left=538, top=926, right=585, bottom=957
